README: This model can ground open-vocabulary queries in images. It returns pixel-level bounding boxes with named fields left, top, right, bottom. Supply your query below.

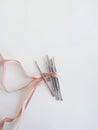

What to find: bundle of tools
left=35, top=55, right=63, bottom=101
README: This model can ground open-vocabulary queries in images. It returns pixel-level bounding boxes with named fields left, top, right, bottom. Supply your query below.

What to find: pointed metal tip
left=35, top=61, right=39, bottom=68
left=46, top=55, right=50, bottom=61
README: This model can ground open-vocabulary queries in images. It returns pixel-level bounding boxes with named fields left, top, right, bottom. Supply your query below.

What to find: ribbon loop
left=0, top=54, right=56, bottom=130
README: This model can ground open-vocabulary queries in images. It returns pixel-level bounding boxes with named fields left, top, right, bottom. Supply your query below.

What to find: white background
left=0, top=0, right=98, bottom=130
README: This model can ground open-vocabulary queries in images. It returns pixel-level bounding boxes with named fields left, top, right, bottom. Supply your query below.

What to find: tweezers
left=46, top=56, right=63, bottom=101
left=35, top=56, right=63, bottom=101
left=35, top=61, right=54, bottom=96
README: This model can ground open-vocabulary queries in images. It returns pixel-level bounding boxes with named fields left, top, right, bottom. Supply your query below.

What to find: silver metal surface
left=35, top=61, right=54, bottom=96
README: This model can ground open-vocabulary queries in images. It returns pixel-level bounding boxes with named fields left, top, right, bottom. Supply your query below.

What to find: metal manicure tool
left=35, top=56, right=63, bottom=101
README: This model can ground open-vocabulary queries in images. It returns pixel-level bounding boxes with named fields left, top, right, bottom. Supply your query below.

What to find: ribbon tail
left=0, top=120, right=4, bottom=130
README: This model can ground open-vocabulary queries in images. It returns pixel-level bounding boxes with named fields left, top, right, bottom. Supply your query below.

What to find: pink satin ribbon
left=0, top=54, right=56, bottom=130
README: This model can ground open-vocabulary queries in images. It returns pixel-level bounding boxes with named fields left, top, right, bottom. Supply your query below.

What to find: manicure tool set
left=0, top=53, right=62, bottom=130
